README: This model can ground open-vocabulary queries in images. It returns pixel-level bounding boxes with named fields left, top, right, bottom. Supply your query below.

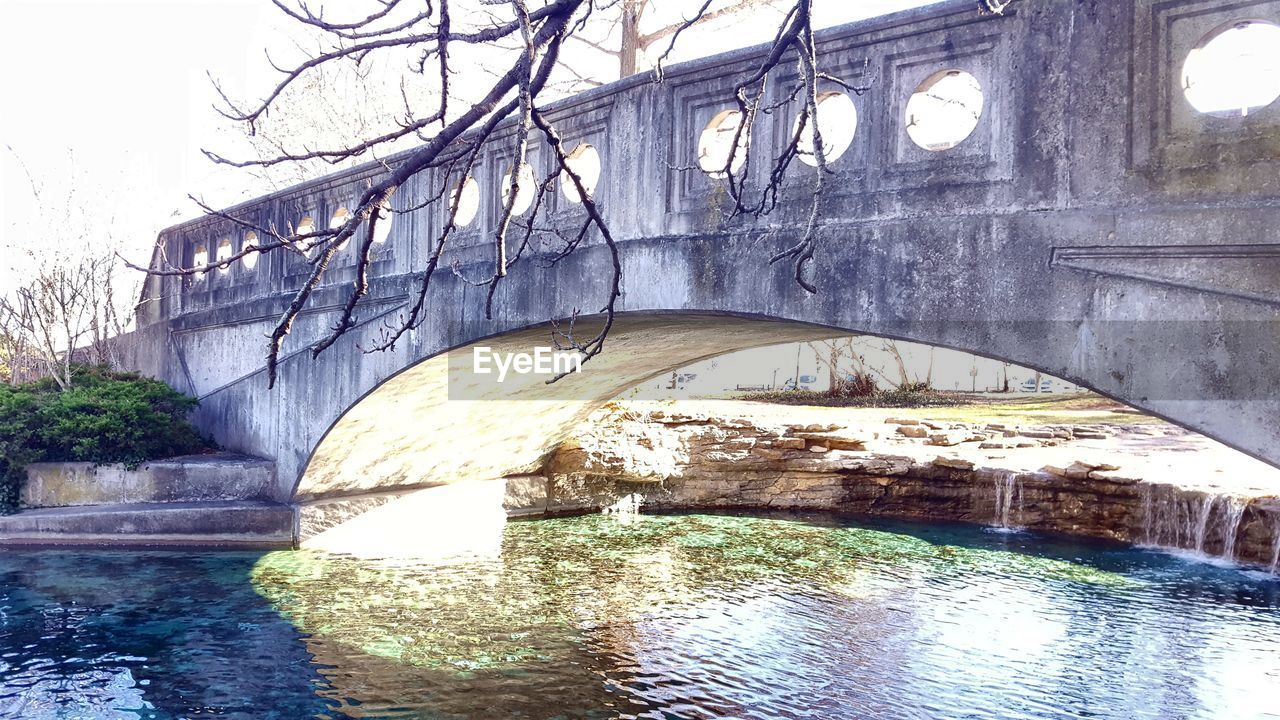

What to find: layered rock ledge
left=502, top=401, right=1280, bottom=572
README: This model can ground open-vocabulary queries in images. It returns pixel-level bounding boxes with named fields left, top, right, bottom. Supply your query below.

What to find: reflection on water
left=1, top=512, right=1278, bottom=719
left=0, top=551, right=330, bottom=718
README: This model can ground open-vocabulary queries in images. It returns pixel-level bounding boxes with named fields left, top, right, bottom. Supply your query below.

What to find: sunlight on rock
left=303, top=480, right=508, bottom=560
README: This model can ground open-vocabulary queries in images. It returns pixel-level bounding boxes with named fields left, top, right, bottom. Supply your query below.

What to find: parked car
left=1021, top=378, right=1053, bottom=393
left=664, top=372, right=699, bottom=390
left=782, top=374, right=818, bottom=391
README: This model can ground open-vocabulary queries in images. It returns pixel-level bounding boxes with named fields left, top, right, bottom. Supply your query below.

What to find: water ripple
left=0, top=513, right=1277, bottom=719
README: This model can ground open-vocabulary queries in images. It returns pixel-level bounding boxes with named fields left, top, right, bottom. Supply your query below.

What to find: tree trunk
left=885, top=341, right=910, bottom=387
left=619, top=0, right=642, bottom=77
left=827, top=344, right=839, bottom=394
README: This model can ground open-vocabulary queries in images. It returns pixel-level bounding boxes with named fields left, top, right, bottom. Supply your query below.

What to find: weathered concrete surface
left=117, top=0, right=1280, bottom=502
left=0, top=501, right=294, bottom=548
left=23, top=453, right=276, bottom=508
left=8, top=454, right=289, bottom=547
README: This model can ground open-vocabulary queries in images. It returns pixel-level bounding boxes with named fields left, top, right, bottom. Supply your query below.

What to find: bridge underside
left=292, top=306, right=1279, bottom=537
left=295, top=314, right=837, bottom=503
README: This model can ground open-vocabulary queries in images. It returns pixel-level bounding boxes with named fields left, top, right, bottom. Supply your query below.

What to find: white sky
left=1, top=0, right=274, bottom=286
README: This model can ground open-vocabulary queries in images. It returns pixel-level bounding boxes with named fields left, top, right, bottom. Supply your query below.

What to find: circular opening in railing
left=561, top=144, right=601, bottom=204
left=905, top=69, right=984, bottom=151
left=242, top=232, right=259, bottom=270
left=698, top=109, right=748, bottom=178
left=296, top=215, right=316, bottom=256
left=794, top=91, right=857, bottom=167
left=1182, top=20, right=1280, bottom=117
left=216, top=238, right=233, bottom=273
left=501, top=163, right=536, bottom=215
left=372, top=200, right=394, bottom=244
left=453, top=176, right=480, bottom=226
left=193, top=244, right=208, bottom=277
left=330, top=207, right=351, bottom=249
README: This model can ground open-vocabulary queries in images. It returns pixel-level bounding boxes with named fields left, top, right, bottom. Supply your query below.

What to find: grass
left=896, top=393, right=1165, bottom=427
left=736, top=388, right=967, bottom=409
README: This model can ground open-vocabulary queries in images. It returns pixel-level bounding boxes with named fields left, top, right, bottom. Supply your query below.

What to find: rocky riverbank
left=504, top=401, right=1280, bottom=572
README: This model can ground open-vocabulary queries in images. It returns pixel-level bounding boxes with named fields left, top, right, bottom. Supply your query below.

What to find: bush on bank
left=0, top=366, right=211, bottom=514
left=740, top=387, right=970, bottom=409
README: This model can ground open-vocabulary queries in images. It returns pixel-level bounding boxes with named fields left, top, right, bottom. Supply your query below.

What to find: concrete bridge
left=119, top=0, right=1280, bottom=529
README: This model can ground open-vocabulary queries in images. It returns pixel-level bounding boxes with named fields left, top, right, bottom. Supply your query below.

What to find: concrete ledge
left=23, top=453, right=278, bottom=508
left=0, top=535, right=292, bottom=550
left=0, top=500, right=294, bottom=548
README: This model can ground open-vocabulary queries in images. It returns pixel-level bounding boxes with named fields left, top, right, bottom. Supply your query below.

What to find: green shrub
left=0, top=366, right=212, bottom=514
left=740, top=387, right=967, bottom=409
left=829, top=371, right=878, bottom=398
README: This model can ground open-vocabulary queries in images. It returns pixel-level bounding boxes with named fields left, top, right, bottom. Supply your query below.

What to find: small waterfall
left=1143, top=485, right=1208, bottom=550
left=1141, top=485, right=1247, bottom=563
left=1218, top=498, right=1246, bottom=561
left=1270, top=519, right=1280, bottom=574
left=991, top=471, right=1023, bottom=530
left=1191, top=495, right=1215, bottom=554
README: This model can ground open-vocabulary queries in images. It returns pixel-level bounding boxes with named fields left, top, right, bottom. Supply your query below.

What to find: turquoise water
left=1, top=512, right=1278, bottom=719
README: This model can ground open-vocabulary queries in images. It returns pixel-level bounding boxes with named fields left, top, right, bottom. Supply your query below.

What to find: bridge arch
left=290, top=308, right=1247, bottom=510
left=294, top=313, right=836, bottom=504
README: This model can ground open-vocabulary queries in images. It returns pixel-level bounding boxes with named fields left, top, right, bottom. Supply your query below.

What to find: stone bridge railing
left=140, top=0, right=1280, bottom=333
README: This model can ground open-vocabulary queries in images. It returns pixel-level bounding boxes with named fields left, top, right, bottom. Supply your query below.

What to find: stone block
left=1044, top=460, right=1121, bottom=480
left=933, top=456, right=975, bottom=471
left=927, top=432, right=963, bottom=446
left=24, top=454, right=278, bottom=508
left=503, top=475, right=550, bottom=516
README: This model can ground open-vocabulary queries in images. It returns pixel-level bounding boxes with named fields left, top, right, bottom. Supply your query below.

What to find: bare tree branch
left=139, top=0, right=998, bottom=389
